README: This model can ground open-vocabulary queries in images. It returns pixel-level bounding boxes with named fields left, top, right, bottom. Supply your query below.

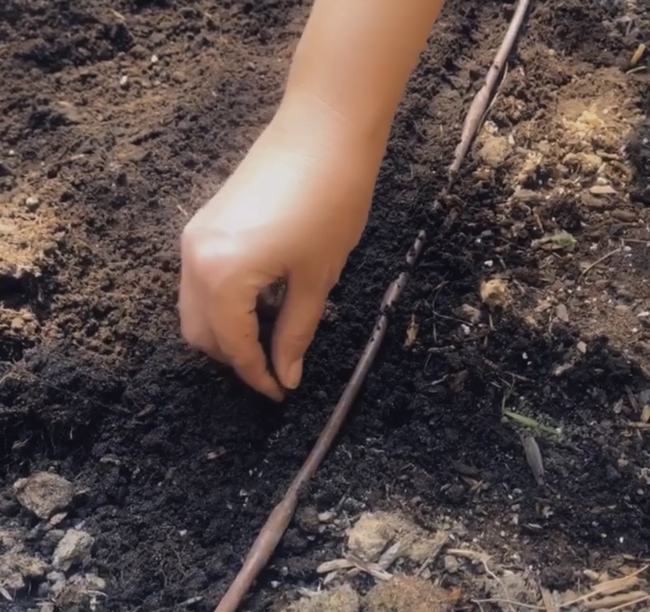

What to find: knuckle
left=181, top=227, right=245, bottom=288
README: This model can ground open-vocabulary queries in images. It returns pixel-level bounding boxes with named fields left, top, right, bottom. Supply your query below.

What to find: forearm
left=280, top=0, right=446, bottom=148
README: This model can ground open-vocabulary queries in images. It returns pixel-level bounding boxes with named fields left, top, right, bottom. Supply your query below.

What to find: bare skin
left=179, top=0, right=447, bottom=400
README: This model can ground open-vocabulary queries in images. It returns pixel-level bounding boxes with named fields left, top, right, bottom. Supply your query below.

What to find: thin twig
left=580, top=248, right=622, bottom=280
left=473, top=599, right=543, bottom=611
left=449, top=0, right=531, bottom=180
left=605, top=594, right=650, bottom=611
left=212, top=232, right=426, bottom=612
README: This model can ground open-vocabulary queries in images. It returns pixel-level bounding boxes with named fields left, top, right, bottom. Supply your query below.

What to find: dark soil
left=1, top=1, right=649, bottom=611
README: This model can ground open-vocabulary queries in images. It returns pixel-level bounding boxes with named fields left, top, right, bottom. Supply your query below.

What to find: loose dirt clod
left=0, top=550, right=47, bottom=592
left=283, top=584, right=360, bottom=612
left=364, top=576, right=459, bottom=612
left=347, top=513, right=395, bottom=563
left=53, top=529, right=94, bottom=571
left=480, top=279, right=509, bottom=310
left=13, top=472, right=75, bottom=520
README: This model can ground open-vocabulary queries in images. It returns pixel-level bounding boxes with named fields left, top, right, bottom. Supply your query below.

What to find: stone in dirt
left=0, top=550, right=47, bottom=591
left=13, top=472, right=75, bottom=520
left=283, top=584, right=359, bottom=612
left=346, top=511, right=448, bottom=564
left=53, top=529, right=94, bottom=571
left=444, top=554, right=460, bottom=573
left=347, top=513, right=395, bottom=562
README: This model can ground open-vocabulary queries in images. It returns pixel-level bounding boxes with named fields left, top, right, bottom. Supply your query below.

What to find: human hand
left=178, top=102, right=385, bottom=400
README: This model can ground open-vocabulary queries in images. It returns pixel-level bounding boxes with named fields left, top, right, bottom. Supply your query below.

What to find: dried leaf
left=522, top=434, right=545, bottom=486
left=551, top=230, right=578, bottom=251
left=541, top=587, right=558, bottom=612
left=345, top=553, right=392, bottom=581
left=631, top=43, right=646, bottom=68
left=316, top=558, right=354, bottom=574
left=404, top=314, right=419, bottom=348
left=563, top=566, right=649, bottom=607
left=503, top=410, right=560, bottom=436
left=641, top=405, right=650, bottom=424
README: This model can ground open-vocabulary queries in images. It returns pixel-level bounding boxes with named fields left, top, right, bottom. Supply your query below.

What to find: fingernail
left=285, top=359, right=303, bottom=389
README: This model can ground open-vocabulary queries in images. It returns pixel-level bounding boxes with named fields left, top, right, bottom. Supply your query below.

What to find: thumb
left=272, top=271, right=331, bottom=390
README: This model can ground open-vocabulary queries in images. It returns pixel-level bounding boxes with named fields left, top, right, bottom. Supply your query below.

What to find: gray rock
left=53, top=529, right=94, bottom=571
left=13, top=472, right=75, bottom=520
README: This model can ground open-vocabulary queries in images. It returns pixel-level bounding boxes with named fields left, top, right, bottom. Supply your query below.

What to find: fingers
left=178, top=263, right=221, bottom=356
left=209, top=281, right=285, bottom=402
left=271, top=270, right=332, bottom=389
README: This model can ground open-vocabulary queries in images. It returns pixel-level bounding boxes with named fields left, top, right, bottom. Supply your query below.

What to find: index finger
left=210, top=281, right=284, bottom=402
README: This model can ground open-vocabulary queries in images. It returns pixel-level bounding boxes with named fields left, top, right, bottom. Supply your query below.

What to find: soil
left=1, top=1, right=650, bottom=611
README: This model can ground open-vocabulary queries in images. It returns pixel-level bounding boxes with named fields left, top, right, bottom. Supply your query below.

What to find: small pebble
left=556, top=304, right=569, bottom=323
left=318, top=511, right=336, bottom=523
left=25, top=196, right=39, bottom=211
left=130, top=44, right=147, bottom=59
left=611, top=209, right=637, bottom=222
left=444, top=554, right=460, bottom=573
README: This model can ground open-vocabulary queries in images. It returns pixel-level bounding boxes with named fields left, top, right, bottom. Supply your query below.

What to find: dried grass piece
left=583, top=590, right=649, bottom=609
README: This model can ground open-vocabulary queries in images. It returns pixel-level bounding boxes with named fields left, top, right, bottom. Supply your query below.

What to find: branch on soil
left=448, top=0, right=532, bottom=181
left=211, top=1, right=535, bottom=609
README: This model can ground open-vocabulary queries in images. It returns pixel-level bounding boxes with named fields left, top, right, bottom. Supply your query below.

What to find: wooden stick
left=449, top=0, right=531, bottom=179
left=213, top=231, right=426, bottom=612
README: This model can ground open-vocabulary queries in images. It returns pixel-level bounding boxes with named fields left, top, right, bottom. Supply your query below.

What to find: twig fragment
left=606, top=594, right=650, bottom=611
left=583, top=591, right=649, bottom=610
left=580, top=248, right=623, bottom=280
left=473, top=599, right=542, bottom=611
left=449, top=0, right=531, bottom=179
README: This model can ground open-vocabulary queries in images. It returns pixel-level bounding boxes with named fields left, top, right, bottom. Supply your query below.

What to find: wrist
left=273, top=89, right=391, bottom=166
